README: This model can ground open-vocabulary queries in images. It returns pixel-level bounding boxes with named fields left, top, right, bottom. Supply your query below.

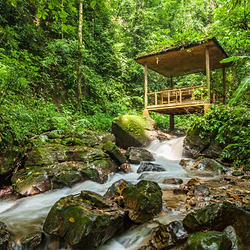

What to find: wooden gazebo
left=135, top=37, right=232, bottom=130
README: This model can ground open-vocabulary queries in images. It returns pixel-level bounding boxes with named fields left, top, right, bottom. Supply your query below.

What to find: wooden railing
left=147, top=85, right=225, bottom=107
left=212, top=88, right=225, bottom=104
left=147, top=85, right=208, bottom=107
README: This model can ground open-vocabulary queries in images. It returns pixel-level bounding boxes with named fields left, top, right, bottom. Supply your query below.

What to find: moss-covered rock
left=183, top=202, right=250, bottom=248
left=43, top=191, right=125, bottom=249
left=122, top=180, right=162, bottom=223
left=193, top=157, right=227, bottom=174
left=126, top=147, right=155, bottom=164
left=112, top=115, right=157, bottom=149
left=183, top=125, right=223, bottom=159
left=186, top=231, right=232, bottom=250
left=0, top=221, right=12, bottom=250
left=102, top=141, right=126, bottom=165
left=0, top=150, right=19, bottom=175
left=25, top=144, right=68, bottom=166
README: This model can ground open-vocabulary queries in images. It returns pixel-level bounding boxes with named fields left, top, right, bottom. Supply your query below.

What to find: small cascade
left=147, top=137, right=184, bottom=161
left=0, top=136, right=190, bottom=250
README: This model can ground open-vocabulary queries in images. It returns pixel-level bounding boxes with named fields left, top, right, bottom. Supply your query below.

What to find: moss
left=113, top=115, right=150, bottom=138
left=186, top=231, right=232, bottom=250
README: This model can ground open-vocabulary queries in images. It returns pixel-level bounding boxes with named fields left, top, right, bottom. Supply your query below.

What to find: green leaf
left=220, top=56, right=250, bottom=64
left=90, top=0, right=97, bottom=8
left=229, top=76, right=250, bottom=106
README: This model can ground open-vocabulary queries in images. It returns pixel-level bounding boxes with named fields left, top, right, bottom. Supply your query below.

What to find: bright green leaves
left=90, top=0, right=97, bottom=8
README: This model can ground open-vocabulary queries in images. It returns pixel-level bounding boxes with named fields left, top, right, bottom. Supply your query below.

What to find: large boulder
left=43, top=190, right=125, bottom=249
left=112, top=115, right=165, bottom=149
left=0, top=221, right=12, bottom=250
left=122, top=180, right=162, bottom=223
left=183, top=125, right=223, bottom=159
left=183, top=202, right=250, bottom=248
left=104, top=179, right=163, bottom=224
left=186, top=231, right=232, bottom=250
left=126, top=147, right=155, bottom=164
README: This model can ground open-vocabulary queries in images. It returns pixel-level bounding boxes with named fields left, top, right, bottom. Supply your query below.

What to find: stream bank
left=0, top=114, right=249, bottom=249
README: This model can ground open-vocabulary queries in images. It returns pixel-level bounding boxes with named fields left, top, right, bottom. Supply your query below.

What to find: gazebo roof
left=135, top=37, right=231, bottom=77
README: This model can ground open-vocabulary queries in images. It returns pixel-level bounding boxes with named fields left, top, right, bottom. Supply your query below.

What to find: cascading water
left=0, top=136, right=196, bottom=249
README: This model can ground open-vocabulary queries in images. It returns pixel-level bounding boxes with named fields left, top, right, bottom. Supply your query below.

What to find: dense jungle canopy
left=0, top=0, right=249, bottom=147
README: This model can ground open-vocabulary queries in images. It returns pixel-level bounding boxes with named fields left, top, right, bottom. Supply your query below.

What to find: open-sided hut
left=135, top=37, right=232, bottom=130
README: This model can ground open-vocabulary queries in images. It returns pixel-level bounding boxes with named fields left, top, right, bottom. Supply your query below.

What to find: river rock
left=126, top=147, right=155, bottom=164
left=137, top=162, right=165, bottom=173
left=20, top=231, right=43, bottom=249
left=112, top=115, right=167, bottom=149
left=163, top=178, right=183, bottom=185
left=183, top=202, right=250, bottom=247
left=12, top=145, right=117, bottom=196
left=137, top=221, right=188, bottom=250
left=193, top=157, right=227, bottom=173
left=122, top=180, right=162, bottom=223
left=43, top=190, right=125, bottom=249
left=186, top=231, right=232, bottom=250
left=0, top=221, right=12, bottom=250
left=183, top=125, right=224, bottom=159
left=102, top=140, right=126, bottom=165
left=232, top=169, right=244, bottom=176
left=193, top=184, right=210, bottom=197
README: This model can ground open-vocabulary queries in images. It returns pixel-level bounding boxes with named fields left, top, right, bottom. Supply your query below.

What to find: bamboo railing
left=147, top=85, right=225, bottom=107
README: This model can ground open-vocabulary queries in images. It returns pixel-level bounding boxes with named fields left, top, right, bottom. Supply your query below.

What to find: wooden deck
left=146, top=85, right=224, bottom=115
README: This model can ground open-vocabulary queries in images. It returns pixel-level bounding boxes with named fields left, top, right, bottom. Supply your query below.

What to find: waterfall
left=0, top=137, right=188, bottom=250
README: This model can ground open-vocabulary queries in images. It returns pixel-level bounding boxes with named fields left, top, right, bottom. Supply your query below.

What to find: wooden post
left=144, top=63, right=148, bottom=109
left=170, top=114, right=174, bottom=131
left=222, top=66, right=226, bottom=104
left=170, top=76, right=173, bottom=88
left=205, top=46, right=210, bottom=102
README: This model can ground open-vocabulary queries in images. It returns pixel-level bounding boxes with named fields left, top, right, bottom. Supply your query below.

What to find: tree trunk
left=77, top=0, right=83, bottom=113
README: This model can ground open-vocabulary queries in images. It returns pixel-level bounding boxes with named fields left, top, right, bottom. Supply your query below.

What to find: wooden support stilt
left=205, top=46, right=210, bottom=102
left=144, top=63, right=148, bottom=109
left=170, top=114, right=174, bottom=131
left=222, top=66, right=226, bottom=104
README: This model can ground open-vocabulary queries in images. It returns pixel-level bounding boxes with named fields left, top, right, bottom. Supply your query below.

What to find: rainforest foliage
left=0, top=0, right=249, bottom=160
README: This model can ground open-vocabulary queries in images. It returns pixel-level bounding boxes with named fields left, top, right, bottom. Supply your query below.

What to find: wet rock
left=112, top=115, right=155, bottom=149
left=163, top=178, right=183, bottom=185
left=0, top=221, right=12, bottom=250
left=20, top=231, right=44, bottom=249
left=102, top=141, right=126, bottom=165
left=193, top=184, right=210, bottom=197
left=243, top=164, right=250, bottom=172
left=12, top=155, right=117, bottom=196
left=126, top=147, right=155, bottom=164
left=184, top=177, right=204, bottom=188
left=117, top=162, right=131, bottom=173
left=232, top=169, right=244, bottom=176
left=173, top=189, right=188, bottom=195
left=179, top=159, right=195, bottom=170
left=183, top=125, right=224, bottom=159
left=183, top=201, right=250, bottom=248
left=186, top=231, right=232, bottom=250
left=0, top=149, right=20, bottom=175
left=122, top=180, right=162, bottom=223
left=224, top=225, right=244, bottom=250
left=187, top=197, right=197, bottom=206
left=193, top=157, right=227, bottom=173
left=137, top=162, right=165, bottom=173
left=137, top=221, right=188, bottom=250
left=104, top=179, right=129, bottom=206
left=43, top=190, right=125, bottom=249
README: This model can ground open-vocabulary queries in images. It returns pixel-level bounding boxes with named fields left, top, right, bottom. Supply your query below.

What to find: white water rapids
left=0, top=137, right=211, bottom=249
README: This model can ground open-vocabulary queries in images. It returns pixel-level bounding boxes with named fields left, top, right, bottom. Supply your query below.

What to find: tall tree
left=77, top=0, right=83, bottom=112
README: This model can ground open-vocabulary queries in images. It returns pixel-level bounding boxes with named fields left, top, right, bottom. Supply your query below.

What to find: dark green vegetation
left=0, top=0, right=249, bottom=165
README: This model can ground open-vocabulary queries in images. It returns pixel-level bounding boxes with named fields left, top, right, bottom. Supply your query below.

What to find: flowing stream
left=0, top=137, right=213, bottom=249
